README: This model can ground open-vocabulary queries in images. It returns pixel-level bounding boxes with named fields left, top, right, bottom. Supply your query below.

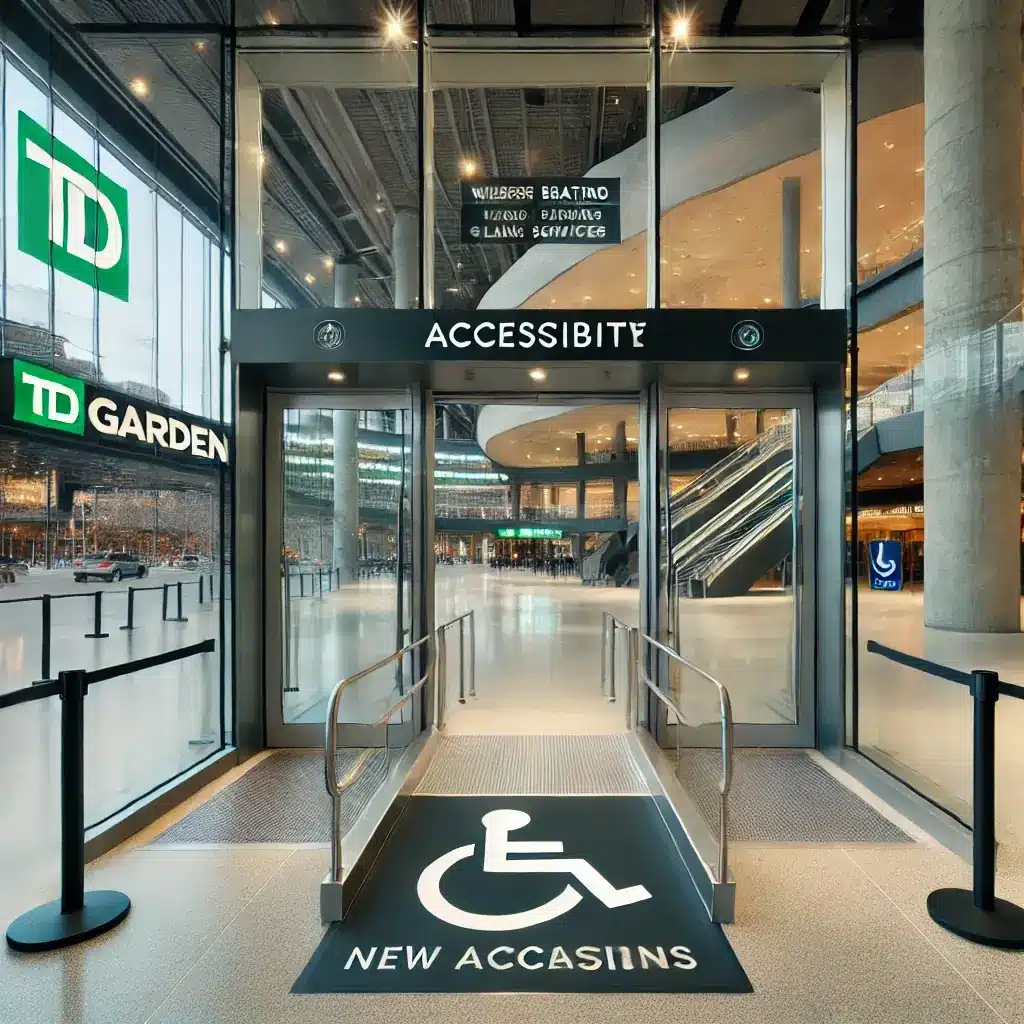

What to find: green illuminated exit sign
left=496, top=527, right=564, bottom=539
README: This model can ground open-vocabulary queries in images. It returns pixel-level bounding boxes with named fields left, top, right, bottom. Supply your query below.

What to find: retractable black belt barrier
left=2, top=638, right=216, bottom=953
left=0, top=574, right=217, bottom=682
left=866, top=640, right=1024, bottom=949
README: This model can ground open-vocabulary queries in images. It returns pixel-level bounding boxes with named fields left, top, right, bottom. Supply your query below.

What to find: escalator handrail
left=669, top=421, right=792, bottom=522
left=695, top=501, right=793, bottom=587
left=670, top=459, right=793, bottom=565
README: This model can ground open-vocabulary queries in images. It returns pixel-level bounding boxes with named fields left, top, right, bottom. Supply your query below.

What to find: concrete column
left=923, top=0, right=1022, bottom=631
left=392, top=208, right=419, bottom=309
left=235, top=56, right=263, bottom=309
left=781, top=177, right=801, bottom=308
left=612, top=420, right=627, bottom=518
left=332, top=262, right=361, bottom=582
left=333, top=261, right=360, bottom=307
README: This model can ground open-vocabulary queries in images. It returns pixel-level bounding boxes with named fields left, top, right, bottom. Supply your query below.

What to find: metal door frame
left=640, top=384, right=816, bottom=748
left=264, top=388, right=431, bottom=748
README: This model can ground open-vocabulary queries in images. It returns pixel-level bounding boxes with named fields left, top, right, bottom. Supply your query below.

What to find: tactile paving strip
left=671, top=748, right=913, bottom=843
left=151, top=749, right=391, bottom=845
left=414, top=734, right=649, bottom=796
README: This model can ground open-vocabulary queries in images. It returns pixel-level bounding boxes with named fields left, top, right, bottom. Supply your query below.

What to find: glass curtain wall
left=0, top=14, right=233, bottom=860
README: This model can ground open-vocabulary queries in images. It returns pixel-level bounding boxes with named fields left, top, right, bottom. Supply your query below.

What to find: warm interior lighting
left=322, top=256, right=335, bottom=270
left=459, top=157, right=478, bottom=178
left=327, top=370, right=346, bottom=382
left=128, top=77, right=150, bottom=99
left=733, top=367, right=750, bottom=382
left=273, top=239, right=287, bottom=253
left=669, top=14, right=691, bottom=43
left=192, top=39, right=207, bottom=52
left=528, top=367, right=547, bottom=382
left=382, top=8, right=409, bottom=44
left=304, top=273, right=316, bottom=285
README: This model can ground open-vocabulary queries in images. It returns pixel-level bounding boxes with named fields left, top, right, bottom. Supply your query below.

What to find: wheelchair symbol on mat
left=416, top=808, right=652, bottom=932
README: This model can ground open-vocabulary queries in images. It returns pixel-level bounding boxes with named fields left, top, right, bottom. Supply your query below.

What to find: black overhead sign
left=233, top=308, right=848, bottom=365
left=461, top=178, right=621, bottom=245
left=293, top=796, right=751, bottom=995
left=0, top=356, right=231, bottom=468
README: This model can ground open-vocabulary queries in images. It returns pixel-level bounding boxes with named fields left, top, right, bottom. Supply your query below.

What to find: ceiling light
left=129, top=77, right=150, bottom=99
left=192, top=39, right=207, bottom=52
left=528, top=367, right=547, bottom=382
left=460, top=157, right=478, bottom=177
left=322, top=256, right=335, bottom=270
left=273, top=239, right=287, bottom=254
left=327, top=370, right=346, bottom=382
left=354, top=295, right=362, bottom=305
left=304, top=273, right=316, bottom=285
left=383, top=10, right=409, bottom=44
left=265, top=11, right=278, bottom=25
left=446, top=285, right=460, bottom=293
left=669, top=14, right=691, bottom=43
left=733, top=367, right=750, bottom=382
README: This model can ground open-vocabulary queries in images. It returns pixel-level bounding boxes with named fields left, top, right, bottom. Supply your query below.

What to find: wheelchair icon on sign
left=416, top=808, right=652, bottom=932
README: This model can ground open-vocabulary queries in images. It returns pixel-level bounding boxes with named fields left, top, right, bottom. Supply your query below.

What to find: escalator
left=670, top=422, right=791, bottom=547
left=670, top=425, right=794, bottom=599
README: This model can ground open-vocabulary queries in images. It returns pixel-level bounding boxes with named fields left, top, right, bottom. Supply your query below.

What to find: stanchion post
left=119, top=587, right=136, bottom=631
left=161, top=583, right=168, bottom=621
left=5, top=669, right=131, bottom=951
left=926, top=668, right=1024, bottom=948
left=300, top=573, right=305, bottom=598
left=198, top=576, right=204, bottom=605
left=84, top=591, right=109, bottom=639
left=165, top=581, right=188, bottom=623
left=608, top=623, right=617, bottom=702
left=468, top=611, right=476, bottom=698
left=41, top=594, right=52, bottom=681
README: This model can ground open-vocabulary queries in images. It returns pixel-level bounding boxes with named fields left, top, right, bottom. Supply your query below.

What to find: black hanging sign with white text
left=461, top=178, right=621, bottom=245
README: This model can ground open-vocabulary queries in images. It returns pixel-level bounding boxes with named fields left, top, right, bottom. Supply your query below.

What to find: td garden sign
left=1, top=359, right=230, bottom=467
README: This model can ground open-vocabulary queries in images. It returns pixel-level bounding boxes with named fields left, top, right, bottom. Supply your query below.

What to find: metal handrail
left=637, top=633, right=734, bottom=884
left=600, top=611, right=633, bottom=702
left=322, top=611, right=477, bottom=886
left=324, top=634, right=433, bottom=883
left=435, top=610, right=476, bottom=711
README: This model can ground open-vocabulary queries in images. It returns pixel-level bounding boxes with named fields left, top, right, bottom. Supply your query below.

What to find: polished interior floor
left=2, top=751, right=1021, bottom=1024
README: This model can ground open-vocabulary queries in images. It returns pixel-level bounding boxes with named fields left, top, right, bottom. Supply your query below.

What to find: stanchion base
left=927, top=888, right=1024, bottom=949
left=118, top=625, right=136, bottom=631
left=188, top=736, right=216, bottom=746
left=84, top=632, right=110, bottom=639
left=6, top=890, right=131, bottom=952
left=164, top=617, right=188, bottom=623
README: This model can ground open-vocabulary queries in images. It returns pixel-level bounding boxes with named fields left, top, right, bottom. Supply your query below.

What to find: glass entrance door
left=264, top=392, right=420, bottom=747
left=644, top=390, right=815, bottom=747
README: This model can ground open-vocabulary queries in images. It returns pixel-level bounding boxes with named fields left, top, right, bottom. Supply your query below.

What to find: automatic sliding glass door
left=265, top=393, right=415, bottom=747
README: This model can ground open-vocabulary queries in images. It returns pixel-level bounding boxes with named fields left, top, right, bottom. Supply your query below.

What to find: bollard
left=85, top=590, right=109, bottom=639
left=5, top=669, right=131, bottom=951
left=119, top=587, right=136, bottom=631
left=41, top=594, right=52, bottom=680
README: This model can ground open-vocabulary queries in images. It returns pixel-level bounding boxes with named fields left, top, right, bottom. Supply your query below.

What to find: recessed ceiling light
left=383, top=11, right=408, bottom=44
left=129, top=77, right=150, bottom=98
left=193, top=39, right=207, bottom=52
left=733, top=367, right=750, bottom=382
left=273, top=239, right=287, bottom=254
left=304, top=273, right=316, bottom=285
left=528, top=367, right=547, bottom=382
left=459, top=157, right=478, bottom=177
left=322, top=256, right=335, bottom=270
left=327, top=370, right=345, bottom=382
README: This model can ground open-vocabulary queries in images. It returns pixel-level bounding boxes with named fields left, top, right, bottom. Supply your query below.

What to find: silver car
left=73, top=552, right=149, bottom=583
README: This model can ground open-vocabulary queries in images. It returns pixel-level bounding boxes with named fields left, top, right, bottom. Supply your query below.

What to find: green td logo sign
left=17, top=111, right=130, bottom=301
left=12, top=360, right=86, bottom=435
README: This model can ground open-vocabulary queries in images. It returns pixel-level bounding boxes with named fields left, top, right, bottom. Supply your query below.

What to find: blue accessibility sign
left=868, top=540, right=902, bottom=591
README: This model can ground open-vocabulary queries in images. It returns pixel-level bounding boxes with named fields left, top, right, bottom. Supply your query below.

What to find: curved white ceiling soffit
left=477, top=404, right=579, bottom=462
left=478, top=47, right=922, bottom=311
